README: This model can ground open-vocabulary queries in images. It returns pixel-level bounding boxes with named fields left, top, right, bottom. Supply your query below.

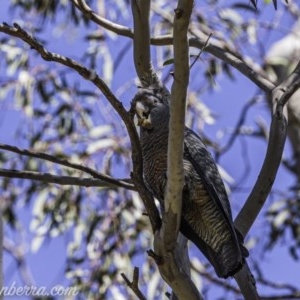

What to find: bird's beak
left=135, top=101, right=152, bottom=129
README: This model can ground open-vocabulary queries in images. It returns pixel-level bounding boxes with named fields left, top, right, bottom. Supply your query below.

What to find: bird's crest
left=138, top=73, right=171, bottom=100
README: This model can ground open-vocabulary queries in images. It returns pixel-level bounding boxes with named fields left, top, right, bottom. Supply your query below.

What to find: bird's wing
left=183, top=128, right=234, bottom=224
left=182, top=128, right=246, bottom=277
left=183, top=130, right=249, bottom=254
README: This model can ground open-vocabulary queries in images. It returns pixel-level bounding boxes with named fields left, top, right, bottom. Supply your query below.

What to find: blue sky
left=1, top=1, right=300, bottom=299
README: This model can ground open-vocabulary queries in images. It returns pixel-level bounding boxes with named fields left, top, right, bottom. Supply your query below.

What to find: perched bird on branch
left=132, top=82, right=248, bottom=278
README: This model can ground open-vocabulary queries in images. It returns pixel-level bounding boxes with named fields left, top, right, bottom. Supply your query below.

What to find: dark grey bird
left=133, top=84, right=248, bottom=278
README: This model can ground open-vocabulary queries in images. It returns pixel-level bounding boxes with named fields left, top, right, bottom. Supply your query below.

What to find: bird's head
left=132, top=85, right=170, bottom=130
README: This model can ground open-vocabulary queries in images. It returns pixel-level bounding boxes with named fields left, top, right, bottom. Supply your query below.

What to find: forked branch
left=70, top=0, right=274, bottom=93
left=234, top=61, right=300, bottom=238
left=121, top=267, right=146, bottom=300
left=0, top=143, right=133, bottom=190
left=0, top=22, right=161, bottom=231
left=0, top=169, right=134, bottom=190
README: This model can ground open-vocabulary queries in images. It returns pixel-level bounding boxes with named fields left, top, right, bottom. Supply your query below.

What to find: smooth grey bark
left=265, top=18, right=300, bottom=181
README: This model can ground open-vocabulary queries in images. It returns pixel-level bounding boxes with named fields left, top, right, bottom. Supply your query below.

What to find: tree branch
left=215, top=96, right=261, bottom=161
left=164, top=2, right=190, bottom=257
left=129, top=0, right=164, bottom=230
left=3, top=237, right=34, bottom=287
left=0, top=22, right=161, bottom=231
left=71, top=0, right=133, bottom=37
left=234, top=62, right=300, bottom=238
left=234, top=262, right=259, bottom=300
left=260, top=293, right=300, bottom=300
left=121, top=267, right=146, bottom=300
left=149, top=2, right=274, bottom=93
left=0, top=143, right=133, bottom=190
left=69, top=1, right=274, bottom=93
left=230, top=56, right=300, bottom=300
left=131, top=0, right=155, bottom=81
left=0, top=169, right=135, bottom=190
left=188, top=37, right=274, bottom=93
left=153, top=2, right=201, bottom=299
left=191, top=266, right=240, bottom=295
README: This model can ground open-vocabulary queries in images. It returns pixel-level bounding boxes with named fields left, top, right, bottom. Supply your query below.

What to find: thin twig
left=189, top=33, right=212, bottom=70
left=260, top=293, right=300, bottom=300
left=215, top=96, right=261, bottom=161
left=253, top=261, right=299, bottom=292
left=121, top=267, right=146, bottom=300
left=0, top=169, right=135, bottom=190
left=0, top=143, right=133, bottom=190
left=71, top=0, right=133, bottom=37
left=3, top=238, right=35, bottom=287
left=191, top=266, right=240, bottom=295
